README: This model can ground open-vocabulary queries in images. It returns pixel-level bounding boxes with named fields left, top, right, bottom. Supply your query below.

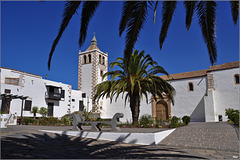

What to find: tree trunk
left=130, top=94, right=140, bottom=125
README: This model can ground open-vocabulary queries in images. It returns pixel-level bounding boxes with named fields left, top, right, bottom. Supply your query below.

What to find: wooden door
left=156, top=101, right=168, bottom=120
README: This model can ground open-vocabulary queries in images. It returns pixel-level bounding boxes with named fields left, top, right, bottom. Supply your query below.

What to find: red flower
left=45, top=121, right=47, bottom=123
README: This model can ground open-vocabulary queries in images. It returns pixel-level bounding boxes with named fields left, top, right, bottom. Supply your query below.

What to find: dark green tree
left=93, top=50, right=175, bottom=125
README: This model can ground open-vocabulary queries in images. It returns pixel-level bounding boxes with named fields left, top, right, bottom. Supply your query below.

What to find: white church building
left=1, top=35, right=239, bottom=123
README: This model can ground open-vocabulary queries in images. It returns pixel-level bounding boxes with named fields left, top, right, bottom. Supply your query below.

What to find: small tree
left=39, top=107, right=48, bottom=118
left=31, top=106, right=38, bottom=119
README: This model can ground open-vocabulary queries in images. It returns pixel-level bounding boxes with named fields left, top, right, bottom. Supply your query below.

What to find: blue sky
left=1, top=1, right=239, bottom=90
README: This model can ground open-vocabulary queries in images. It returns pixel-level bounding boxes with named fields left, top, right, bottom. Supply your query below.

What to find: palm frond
left=79, top=1, right=100, bottom=47
left=196, top=1, right=217, bottom=65
left=230, top=1, right=239, bottom=25
left=48, top=1, right=81, bottom=70
left=119, top=1, right=135, bottom=36
left=123, top=1, right=148, bottom=64
left=159, top=1, right=177, bottom=49
left=153, top=1, right=159, bottom=24
left=184, top=1, right=197, bottom=30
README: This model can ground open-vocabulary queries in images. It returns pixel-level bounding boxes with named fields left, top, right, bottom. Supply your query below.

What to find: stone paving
left=1, top=123, right=239, bottom=159
left=159, top=122, right=239, bottom=152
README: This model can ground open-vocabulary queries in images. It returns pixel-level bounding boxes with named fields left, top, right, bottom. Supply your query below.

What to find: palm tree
left=31, top=106, right=38, bottom=119
left=93, top=50, right=175, bottom=125
left=48, top=1, right=238, bottom=69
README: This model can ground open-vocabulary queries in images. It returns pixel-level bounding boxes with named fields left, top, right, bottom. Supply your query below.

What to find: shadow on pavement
left=1, top=132, right=207, bottom=159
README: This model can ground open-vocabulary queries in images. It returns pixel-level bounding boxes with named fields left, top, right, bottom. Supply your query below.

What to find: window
left=5, top=78, right=19, bottom=85
left=4, top=89, right=11, bottom=94
left=83, top=55, right=87, bottom=64
left=24, top=100, right=32, bottom=111
left=100, top=70, right=103, bottom=77
left=61, top=90, right=65, bottom=98
left=79, top=100, right=84, bottom=111
left=49, top=86, right=54, bottom=93
left=188, top=82, right=194, bottom=91
left=234, top=74, right=239, bottom=85
left=102, top=57, right=105, bottom=65
left=99, top=55, right=101, bottom=64
left=88, top=54, right=91, bottom=63
left=72, top=99, right=75, bottom=102
left=82, top=93, right=86, bottom=98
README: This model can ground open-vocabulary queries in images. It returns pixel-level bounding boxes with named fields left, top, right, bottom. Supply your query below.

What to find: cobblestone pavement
left=159, top=122, right=239, bottom=152
left=1, top=124, right=239, bottom=159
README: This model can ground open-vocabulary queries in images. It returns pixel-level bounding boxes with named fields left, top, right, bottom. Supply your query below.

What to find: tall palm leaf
left=196, top=1, right=217, bottom=65
left=184, top=1, right=197, bottom=30
left=94, top=50, right=175, bottom=125
left=230, top=1, right=239, bottom=25
left=48, top=1, right=81, bottom=70
left=48, top=1, right=100, bottom=70
left=120, top=1, right=148, bottom=65
left=159, top=1, right=177, bottom=49
left=79, top=1, right=100, bottom=47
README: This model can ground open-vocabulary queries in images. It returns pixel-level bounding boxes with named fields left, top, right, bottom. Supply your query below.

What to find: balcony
left=45, top=92, right=61, bottom=100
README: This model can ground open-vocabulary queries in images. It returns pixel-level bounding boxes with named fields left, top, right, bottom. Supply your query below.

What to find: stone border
left=39, top=129, right=175, bottom=145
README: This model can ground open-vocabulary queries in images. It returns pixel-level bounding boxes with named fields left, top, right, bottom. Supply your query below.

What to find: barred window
left=5, top=78, right=19, bottom=85
left=24, top=100, right=32, bottom=111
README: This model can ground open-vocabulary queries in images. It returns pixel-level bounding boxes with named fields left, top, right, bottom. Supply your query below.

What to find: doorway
left=156, top=101, right=169, bottom=121
left=47, top=103, right=54, bottom=117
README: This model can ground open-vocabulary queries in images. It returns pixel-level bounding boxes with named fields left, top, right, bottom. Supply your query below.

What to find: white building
left=78, top=35, right=239, bottom=123
left=0, top=67, right=92, bottom=118
left=1, top=35, right=239, bottom=123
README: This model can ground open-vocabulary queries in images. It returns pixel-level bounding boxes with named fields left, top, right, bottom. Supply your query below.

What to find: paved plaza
left=1, top=122, right=239, bottom=159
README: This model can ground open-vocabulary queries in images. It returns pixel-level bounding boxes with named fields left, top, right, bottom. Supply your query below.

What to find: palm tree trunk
left=130, top=94, right=140, bottom=125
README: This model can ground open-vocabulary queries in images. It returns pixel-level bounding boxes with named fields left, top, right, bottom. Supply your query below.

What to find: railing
left=45, top=92, right=61, bottom=100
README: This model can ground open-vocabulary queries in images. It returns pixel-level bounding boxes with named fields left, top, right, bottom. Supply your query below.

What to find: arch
left=156, top=101, right=169, bottom=121
left=83, top=55, right=87, bottom=64
left=88, top=54, right=91, bottom=63
left=188, top=82, right=194, bottom=91
left=234, top=74, right=239, bottom=84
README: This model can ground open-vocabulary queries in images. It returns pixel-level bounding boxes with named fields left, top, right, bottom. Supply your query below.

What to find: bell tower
left=78, top=33, right=108, bottom=111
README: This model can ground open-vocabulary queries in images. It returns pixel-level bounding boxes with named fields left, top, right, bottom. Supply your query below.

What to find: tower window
left=102, top=57, right=105, bottom=65
left=100, top=70, right=103, bottom=77
left=188, top=82, right=194, bottom=91
left=99, top=55, right=101, bottom=64
left=88, top=54, right=91, bottom=63
left=83, top=55, right=87, bottom=64
left=234, top=74, right=239, bottom=85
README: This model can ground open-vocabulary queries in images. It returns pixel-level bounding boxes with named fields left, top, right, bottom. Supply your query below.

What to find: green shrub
left=61, top=116, right=72, bottom=126
left=232, top=113, right=239, bottom=126
left=22, top=117, right=36, bottom=125
left=31, top=106, right=38, bottom=119
left=139, top=114, right=154, bottom=128
left=39, top=107, right=48, bottom=117
left=169, top=116, right=181, bottom=128
left=225, top=108, right=239, bottom=126
left=182, top=116, right=191, bottom=125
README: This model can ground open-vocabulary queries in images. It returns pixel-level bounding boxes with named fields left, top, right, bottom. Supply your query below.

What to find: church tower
left=78, top=34, right=108, bottom=111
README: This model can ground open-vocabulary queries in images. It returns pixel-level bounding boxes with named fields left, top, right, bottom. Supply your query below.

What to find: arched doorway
left=156, top=101, right=169, bottom=121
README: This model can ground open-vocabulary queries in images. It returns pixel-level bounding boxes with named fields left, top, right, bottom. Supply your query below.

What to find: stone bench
left=68, top=113, right=124, bottom=132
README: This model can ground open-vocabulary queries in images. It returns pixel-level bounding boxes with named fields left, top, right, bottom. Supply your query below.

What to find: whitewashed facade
left=0, top=67, right=92, bottom=118
left=78, top=35, right=239, bottom=122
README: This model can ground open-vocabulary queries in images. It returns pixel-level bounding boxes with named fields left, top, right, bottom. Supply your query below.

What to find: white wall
left=168, top=77, right=207, bottom=122
left=211, top=68, right=240, bottom=121
left=102, top=94, right=152, bottom=123
left=1, top=68, right=82, bottom=118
